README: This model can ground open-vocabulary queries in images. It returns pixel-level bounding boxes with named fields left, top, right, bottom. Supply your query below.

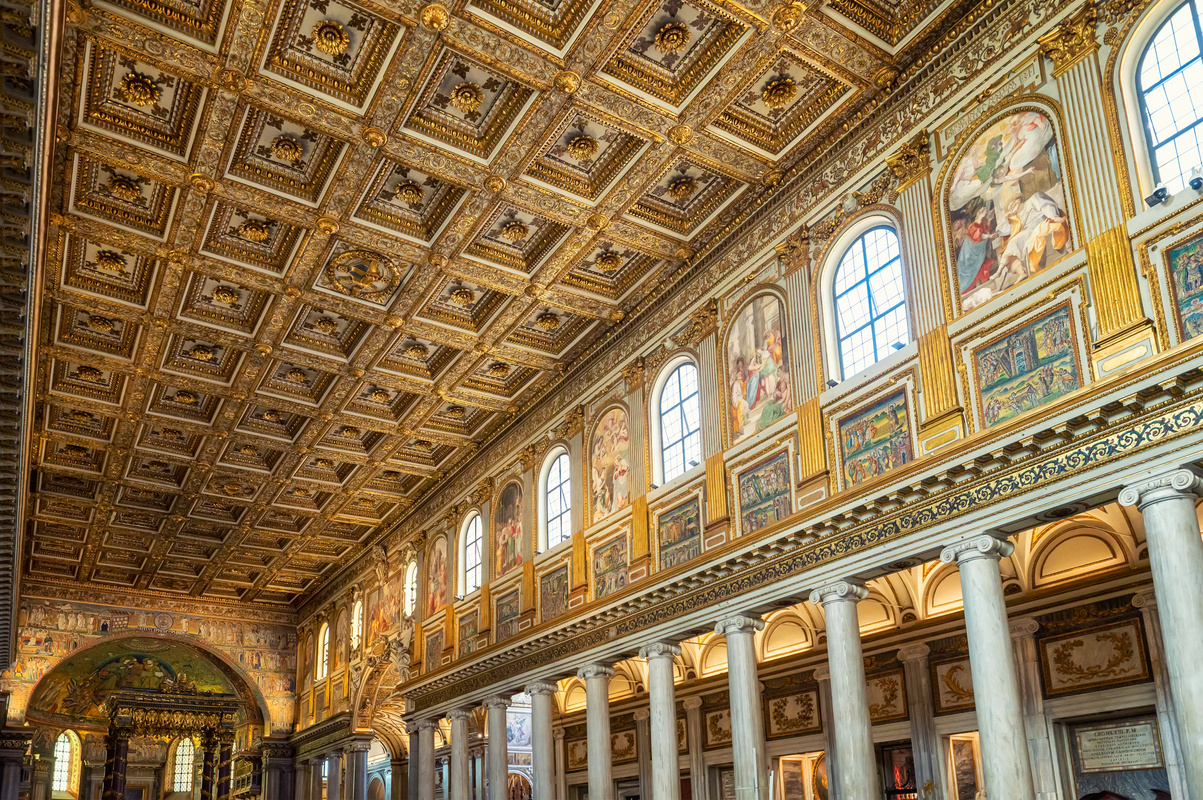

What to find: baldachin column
left=579, top=664, right=616, bottom=800
left=715, top=616, right=767, bottom=800
left=526, top=682, right=557, bottom=800
left=940, top=536, right=1034, bottom=800
left=640, top=642, right=682, bottom=800
left=484, top=696, right=511, bottom=800
left=1121, top=469, right=1203, bottom=800
left=809, top=583, right=876, bottom=800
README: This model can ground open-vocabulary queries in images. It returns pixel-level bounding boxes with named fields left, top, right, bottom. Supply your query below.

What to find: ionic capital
left=577, top=663, right=615, bottom=681
left=553, top=727, right=566, bottom=741
left=482, top=695, right=511, bottom=710
left=1132, top=588, right=1158, bottom=610
left=633, top=708, right=650, bottom=722
left=447, top=708, right=474, bottom=722
left=896, top=643, right=931, bottom=663
left=1008, top=617, right=1039, bottom=639
left=808, top=579, right=868, bottom=607
left=639, top=641, right=683, bottom=660
left=714, top=614, right=765, bottom=637
left=524, top=681, right=557, bottom=696
left=682, top=696, right=703, bottom=710
left=1119, top=467, right=1203, bottom=511
left=940, top=534, right=1013, bottom=565
left=811, top=665, right=830, bottom=681
left=410, top=719, right=439, bottom=733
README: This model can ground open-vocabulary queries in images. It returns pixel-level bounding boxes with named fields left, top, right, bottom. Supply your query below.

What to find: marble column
left=634, top=709, right=652, bottom=800
left=408, top=730, right=420, bottom=800
left=809, top=583, right=876, bottom=800
left=415, top=720, right=438, bottom=800
left=897, top=645, right=940, bottom=800
left=715, top=616, right=766, bottom=800
left=683, top=698, right=708, bottom=800
left=390, top=760, right=408, bottom=800
left=1121, top=469, right=1203, bottom=800
left=640, top=643, right=682, bottom=800
left=217, top=735, right=234, bottom=800
left=553, top=729, right=567, bottom=800
left=526, top=683, right=556, bottom=800
left=294, top=760, right=309, bottom=800
left=1009, top=619, right=1056, bottom=800
left=811, top=668, right=839, bottom=800
left=450, top=710, right=472, bottom=800
left=579, top=664, right=615, bottom=800
left=940, top=535, right=1034, bottom=800
left=326, top=753, right=343, bottom=800
left=484, top=696, right=511, bottom=800
left=309, top=758, right=324, bottom=800
left=1132, top=590, right=1188, bottom=800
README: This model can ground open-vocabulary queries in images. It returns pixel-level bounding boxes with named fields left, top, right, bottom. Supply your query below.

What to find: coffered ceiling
left=31, top=0, right=961, bottom=607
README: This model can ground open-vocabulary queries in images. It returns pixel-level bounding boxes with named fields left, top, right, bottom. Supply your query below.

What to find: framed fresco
left=494, top=588, right=521, bottom=643
left=1164, top=229, right=1203, bottom=342
left=426, top=535, right=447, bottom=618
left=736, top=449, right=793, bottom=535
left=947, top=108, right=1073, bottom=312
left=590, top=406, right=631, bottom=522
left=866, top=670, right=908, bottom=723
left=931, top=655, right=975, bottom=714
left=837, top=389, right=912, bottom=487
left=725, top=294, right=792, bottom=446
left=764, top=690, right=821, bottom=739
left=591, top=533, right=628, bottom=601
left=423, top=628, right=443, bottom=674
left=495, top=481, right=524, bottom=578
left=539, top=564, right=570, bottom=623
left=457, top=610, right=478, bottom=658
left=657, top=496, right=702, bottom=569
left=972, top=301, right=1081, bottom=428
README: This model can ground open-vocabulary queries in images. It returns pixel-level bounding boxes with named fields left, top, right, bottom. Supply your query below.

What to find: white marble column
left=1120, top=469, right=1203, bottom=800
left=715, top=616, right=766, bottom=800
left=634, top=709, right=652, bottom=800
left=1008, top=619, right=1056, bottom=800
left=640, top=643, right=683, bottom=800
left=940, top=536, right=1034, bottom=800
left=683, top=698, right=707, bottom=800
left=415, top=721, right=438, bottom=800
left=811, top=668, right=840, bottom=800
left=553, top=728, right=567, bottom=800
left=407, top=730, right=419, bottom=800
left=579, top=664, right=616, bottom=800
left=1132, top=590, right=1189, bottom=800
left=897, top=645, right=940, bottom=800
left=450, top=710, right=472, bottom=800
left=526, top=682, right=557, bottom=800
left=809, top=582, right=876, bottom=800
left=484, top=697, right=511, bottom=800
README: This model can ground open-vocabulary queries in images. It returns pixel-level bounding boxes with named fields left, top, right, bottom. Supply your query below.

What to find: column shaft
left=527, top=685, right=556, bottom=800
left=942, top=537, right=1034, bottom=800
left=898, top=647, right=941, bottom=800
left=310, top=759, right=324, bottom=800
left=811, top=585, right=876, bottom=800
left=716, top=617, right=766, bottom=800
left=580, top=666, right=615, bottom=800
left=642, top=644, right=682, bottom=800
left=418, top=723, right=437, bottom=800
left=684, top=700, right=708, bottom=800
left=486, top=699, right=510, bottom=800
left=326, top=754, right=342, bottom=800
left=451, top=712, right=472, bottom=800
left=216, top=739, right=234, bottom=800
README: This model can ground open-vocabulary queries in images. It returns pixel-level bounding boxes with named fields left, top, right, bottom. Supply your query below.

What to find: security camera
left=1190, top=167, right=1203, bottom=192
left=826, top=379, right=838, bottom=388
left=1146, top=184, right=1171, bottom=207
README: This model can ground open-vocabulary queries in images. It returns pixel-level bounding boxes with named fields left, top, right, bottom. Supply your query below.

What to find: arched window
left=403, top=561, right=418, bottom=616
left=350, top=600, right=363, bottom=650
left=833, top=226, right=909, bottom=379
left=542, top=450, right=572, bottom=550
left=1138, top=0, right=1203, bottom=192
left=658, top=361, right=702, bottom=483
left=316, top=623, right=330, bottom=680
left=461, top=514, right=483, bottom=595
left=52, top=731, right=79, bottom=797
left=172, top=738, right=195, bottom=793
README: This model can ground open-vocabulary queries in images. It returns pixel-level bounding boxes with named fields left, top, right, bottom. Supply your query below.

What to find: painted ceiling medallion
left=311, top=19, right=351, bottom=56
left=370, top=387, right=391, bottom=403
left=449, top=81, right=484, bottom=114
left=174, top=390, right=198, bottom=404
left=668, top=175, right=698, bottom=202
left=654, top=21, right=692, bottom=54
left=595, top=251, right=622, bottom=272
left=761, top=75, right=798, bottom=110
left=500, top=220, right=530, bottom=243
left=396, top=180, right=424, bottom=206
left=93, top=250, right=127, bottom=272
left=449, top=286, right=476, bottom=306
left=187, top=344, right=216, bottom=361
left=535, top=312, right=560, bottom=331
left=211, top=285, right=240, bottom=305
left=270, top=134, right=304, bottom=161
left=406, top=343, right=430, bottom=359
left=284, top=367, right=309, bottom=383
left=237, top=219, right=271, bottom=243
left=119, top=71, right=160, bottom=106
left=87, top=316, right=115, bottom=332
left=326, top=249, right=399, bottom=303
left=262, top=409, right=284, bottom=422
left=487, top=361, right=511, bottom=377
left=106, top=175, right=142, bottom=202
left=566, top=134, right=600, bottom=160
left=312, top=316, right=340, bottom=335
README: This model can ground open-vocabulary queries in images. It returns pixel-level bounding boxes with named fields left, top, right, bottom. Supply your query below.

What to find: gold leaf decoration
left=500, top=220, right=530, bottom=242
left=595, top=251, right=622, bottom=273
left=761, top=76, right=797, bottom=111
left=449, top=81, right=484, bottom=113
left=535, top=312, right=559, bottom=331
left=449, top=286, right=476, bottom=306
left=284, top=368, right=308, bottom=383
left=237, top=219, right=271, bottom=243
left=668, top=175, right=698, bottom=203
left=106, top=175, right=142, bottom=202
left=311, top=19, right=350, bottom=56
left=87, top=316, right=115, bottom=332
left=93, top=250, right=126, bottom=272
left=397, top=180, right=424, bottom=205
left=173, top=390, right=197, bottom=405
left=312, top=316, right=340, bottom=335
left=270, top=134, right=304, bottom=161
left=566, top=134, right=599, bottom=160
left=119, top=72, right=160, bottom=106
left=487, top=361, right=511, bottom=378
left=370, top=387, right=391, bottom=403
left=262, top=409, right=283, bottom=422
left=187, top=345, right=215, bottom=361
left=211, top=285, right=240, bottom=304
left=654, top=21, right=691, bottom=54
left=406, top=343, right=430, bottom=359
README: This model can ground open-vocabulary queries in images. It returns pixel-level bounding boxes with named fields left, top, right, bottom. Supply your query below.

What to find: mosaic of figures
left=1168, top=231, right=1203, bottom=342
left=658, top=497, right=702, bottom=570
left=4, top=597, right=296, bottom=731
left=949, top=110, right=1072, bottom=311
left=837, top=391, right=912, bottom=487
left=737, top=450, right=793, bottom=535
left=592, top=534, right=628, bottom=601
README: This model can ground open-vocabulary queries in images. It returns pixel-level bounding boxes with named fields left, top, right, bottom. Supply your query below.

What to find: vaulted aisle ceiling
left=35, top=0, right=966, bottom=606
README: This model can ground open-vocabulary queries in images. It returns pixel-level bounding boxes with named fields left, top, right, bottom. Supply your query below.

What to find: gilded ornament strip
left=1086, top=223, right=1146, bottom=342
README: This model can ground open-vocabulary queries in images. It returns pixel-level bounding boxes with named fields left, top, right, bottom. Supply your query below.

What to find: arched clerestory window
left=655, top=360, right=702, bottom=484
left=541, top=449, right=572, bottom=550
left=172, top=737, right=195, bottom=793
left=461, top=514, right=483, bottom=595
left=316, top=622, right=330, bottom=680
left=832, top=226, right=910, bottom=379
left=1137, top=0, right=1203, bottom=193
